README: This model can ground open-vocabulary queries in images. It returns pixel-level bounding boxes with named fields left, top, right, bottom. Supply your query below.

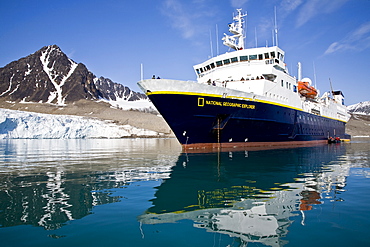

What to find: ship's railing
left=204, top=76, right=267, bottom=88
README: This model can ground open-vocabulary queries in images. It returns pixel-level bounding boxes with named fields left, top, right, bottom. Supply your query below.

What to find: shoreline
left=1, top=99, right=369, bottom=139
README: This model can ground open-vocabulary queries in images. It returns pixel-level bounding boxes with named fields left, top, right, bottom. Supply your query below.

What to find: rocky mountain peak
left=94, top=76, right=146, bottom=102
left=0, top=45, right=146, bottom=106
left=348, top=101, right=370, bottom=115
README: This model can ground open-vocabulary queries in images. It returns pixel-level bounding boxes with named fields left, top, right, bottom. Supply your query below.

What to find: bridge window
left=231, top=57, right=238, bottom=63
left=264, top=53, right=270, bottom=59
left=270, top=51, right=276, bottom=58
left=216, top=61, right=222, bottom=67
left=223, top=59, right=230, bottom=65
left=249, top=55, right=257, bottom=60
left=240, top=55, right=248, bottom=61
left=258, top=54, right=263, bottom=60
left=277, top=52, right=284, bottom=61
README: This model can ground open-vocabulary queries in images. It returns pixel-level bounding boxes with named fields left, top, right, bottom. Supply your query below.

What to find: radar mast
left=222, top=9, right=247, bottom=50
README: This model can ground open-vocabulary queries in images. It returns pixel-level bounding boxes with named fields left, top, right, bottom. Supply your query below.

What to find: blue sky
left=1, top=0, right=369, bottom=105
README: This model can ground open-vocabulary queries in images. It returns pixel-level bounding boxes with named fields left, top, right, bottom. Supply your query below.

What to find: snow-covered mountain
left=0, top=108, right=159, bottom=139
left=348, top=101, right=370, bottom=115
left=0, top=45, right=147, bottom=107
left=0, top=45, right=167, bottom=139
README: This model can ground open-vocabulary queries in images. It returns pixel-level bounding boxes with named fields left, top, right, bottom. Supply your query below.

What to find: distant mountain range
left=348, top=101, right=370, bottom=115
left=0, top=45, right=146, bottom=105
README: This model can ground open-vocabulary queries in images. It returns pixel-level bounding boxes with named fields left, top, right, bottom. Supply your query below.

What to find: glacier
left=0, top=108, right=159, bottom=139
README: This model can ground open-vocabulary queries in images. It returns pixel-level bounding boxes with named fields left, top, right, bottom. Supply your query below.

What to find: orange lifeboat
left=298, top=78, right=317, bottom=98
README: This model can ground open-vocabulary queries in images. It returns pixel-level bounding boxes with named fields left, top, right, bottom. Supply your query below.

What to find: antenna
left=255, top=27, right=258, bottom=48
left=140, top=63, right=143, bottom=81
left=329, top=78, right=334, bottom=96
left=216, top=24, right=219, bottom=55
left=209, top=29, right=213, bottom=57
left=313, top=61, right=317, bottom=88
left=274, top=6, right=278, bottom=47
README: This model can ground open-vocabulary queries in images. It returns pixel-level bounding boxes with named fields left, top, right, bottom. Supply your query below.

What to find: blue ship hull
left=148, top=92, right=349, bottom=148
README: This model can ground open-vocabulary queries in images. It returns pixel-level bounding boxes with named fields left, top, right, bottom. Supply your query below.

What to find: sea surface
left=0, top=138, right=369, bottom=247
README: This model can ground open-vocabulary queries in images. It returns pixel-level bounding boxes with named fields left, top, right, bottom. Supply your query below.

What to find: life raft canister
left=298, top=78, right=317, bottom=98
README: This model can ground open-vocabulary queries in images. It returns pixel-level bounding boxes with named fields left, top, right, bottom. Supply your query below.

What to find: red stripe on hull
left=182, top=140, right=329, bottom=152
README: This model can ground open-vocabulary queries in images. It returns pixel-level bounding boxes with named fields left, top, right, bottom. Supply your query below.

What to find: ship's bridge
left=193, top=46, right=286, bottom=84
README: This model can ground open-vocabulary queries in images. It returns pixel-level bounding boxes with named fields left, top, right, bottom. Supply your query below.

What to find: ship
left=138, top=9, right=351, bottom=150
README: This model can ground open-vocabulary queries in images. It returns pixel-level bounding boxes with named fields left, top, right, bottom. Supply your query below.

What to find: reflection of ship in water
left=139, top=144, right=350, bottom=246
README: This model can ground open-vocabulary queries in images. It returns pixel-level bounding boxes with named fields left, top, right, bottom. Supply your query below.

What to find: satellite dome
left=301, top=77, right=312, bottom=85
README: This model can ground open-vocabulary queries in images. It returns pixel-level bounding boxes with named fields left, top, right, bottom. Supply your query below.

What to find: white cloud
left=230, top=0, right=248, bottom=8
left=324, top=42, right=346, bottom=55
left=162, top=0, right=195, bottom=39
left=161, top=0, right=218, bottom=40
left=280, top=0, right=303, bottom=14
left=275, top=0, right=348, bottom=31
left=352, top=22, right=370, bottom=40
left=324, top=22, right=370, bottom=55
left=296, top=0, right=349, bottom=27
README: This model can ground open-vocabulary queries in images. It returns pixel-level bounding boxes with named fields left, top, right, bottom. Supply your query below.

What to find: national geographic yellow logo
left=198, top=97, right=205, bottom=106
left=198, top=97, right=255, bottom=109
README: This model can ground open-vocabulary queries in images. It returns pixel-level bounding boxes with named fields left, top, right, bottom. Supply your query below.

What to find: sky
left=1, top=0, right=370, bottom=105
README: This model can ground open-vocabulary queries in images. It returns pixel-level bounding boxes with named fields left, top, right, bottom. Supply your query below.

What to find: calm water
left=0, top=138, right=369, bottom=247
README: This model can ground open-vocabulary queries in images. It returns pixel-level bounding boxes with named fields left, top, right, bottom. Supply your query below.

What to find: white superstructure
left=191, top=9, right=350, bottom=122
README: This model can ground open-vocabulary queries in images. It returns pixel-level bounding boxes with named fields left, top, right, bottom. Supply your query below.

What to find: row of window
left=264, top=79, right=297, bottom=101
left=265, top=92, right=289, bottom=102
left=281, top=80, right=297, bottom=92
left=294, top=112, right=342, bottom=136
left=196, top=51, right=284, bottom=75
left=298, top=114, right=343, bottom=127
